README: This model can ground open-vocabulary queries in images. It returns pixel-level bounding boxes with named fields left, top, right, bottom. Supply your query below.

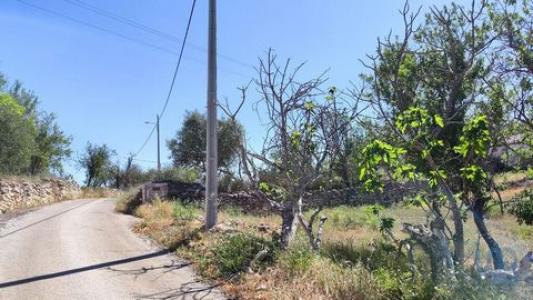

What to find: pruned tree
left=223, top=49, right=362, bottom=250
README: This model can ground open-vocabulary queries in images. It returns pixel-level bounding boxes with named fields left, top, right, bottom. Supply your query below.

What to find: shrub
left=172, top=200, right=199, bottom=221
left=433, top=272, right=507, bottom=300
left=134, top=197, right=173, bottom=220
left=214, top=233, right=273, bottom=278
left=322, top=239, right=405, bottom=272
left=278, top=241, right=314, bottom=275
left=508, top=189, right=533, bottom=225
left=145, top=166, right=200, bottom=183
left=115, top=187, right=141, bottom=214
left=218, top=174, right=249, bottom=193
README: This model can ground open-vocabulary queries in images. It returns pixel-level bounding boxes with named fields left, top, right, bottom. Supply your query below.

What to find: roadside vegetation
left=123, top=175, right=531, bottom=299
left=116, top=0, right=532, bottom=299
left=0, top=72, right=71, bottom=177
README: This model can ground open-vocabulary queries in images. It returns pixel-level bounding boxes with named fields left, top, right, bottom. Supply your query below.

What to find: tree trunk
left=280, top=202, right=299, bottom=249
left=403, top=219, right=454, bottom=284
left=472, top=204, right=505, bottom=270
left=440, top=183, right=465, bottom=266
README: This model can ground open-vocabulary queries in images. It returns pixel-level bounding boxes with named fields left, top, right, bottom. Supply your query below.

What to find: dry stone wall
left=0, top=178, right=80, bottom=214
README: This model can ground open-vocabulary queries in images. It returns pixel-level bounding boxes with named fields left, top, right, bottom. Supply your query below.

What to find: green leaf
left=434, top=114, right=444, bottom=128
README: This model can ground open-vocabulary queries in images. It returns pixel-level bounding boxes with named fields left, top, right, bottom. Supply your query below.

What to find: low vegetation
left=124, top=196, right=530, bottom=299
left=120, top=171, right=532, bottom=299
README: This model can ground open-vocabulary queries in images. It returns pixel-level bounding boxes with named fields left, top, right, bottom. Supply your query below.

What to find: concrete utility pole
left=205, top=0, right=218, bottom=229
left=156, top=114, right=161, bottom=172
left=145, top=115, right=161, bottom=172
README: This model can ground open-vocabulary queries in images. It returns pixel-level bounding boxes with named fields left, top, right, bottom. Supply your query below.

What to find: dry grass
left=78, top=187, right=121, bottom=199
left=114, top=187, right=141, bottom=214
left=494, top=170, right=530, bottom=185
left=123, top=178, right=532, bottom=300
left=133, top=198, right=203, bottom=249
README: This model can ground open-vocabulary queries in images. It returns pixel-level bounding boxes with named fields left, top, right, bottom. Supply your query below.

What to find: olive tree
left=167, top=111, right=243, bottom=173
left=79, top=143, right=116, bottom=187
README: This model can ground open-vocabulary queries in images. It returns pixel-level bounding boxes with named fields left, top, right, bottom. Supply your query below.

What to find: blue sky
left=0, top=0, right=466, bottom=183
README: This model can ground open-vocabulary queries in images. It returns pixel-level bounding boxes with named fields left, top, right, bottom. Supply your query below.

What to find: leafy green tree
left=0, top=93, right=36, bottom=174
left=359, top=108, right=503, bottom=280
left=109, top=155, right=149, bottom=189
left=486, top=0, right=533, bottom=168
left=167, top=111, right=243, bottom=171
left=356, top=0, right=529, bottom=272
left=79, top=143, right=116, bottom=187
left=0, top=72, right=72, bottom=176
left=29, top=113, right=72, bottom=175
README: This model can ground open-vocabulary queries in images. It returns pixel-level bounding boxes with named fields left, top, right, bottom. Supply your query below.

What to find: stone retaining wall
left=138, top=180, right=417, bottom=212
left=0, top=178, right=80, bottom=214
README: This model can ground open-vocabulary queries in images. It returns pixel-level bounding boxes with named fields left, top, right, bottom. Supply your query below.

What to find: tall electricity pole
left=205, top=0, right=218, bottom=229
left=145, top=114, right=161, bottom=172
left=156, top=114, right=161, bottom=172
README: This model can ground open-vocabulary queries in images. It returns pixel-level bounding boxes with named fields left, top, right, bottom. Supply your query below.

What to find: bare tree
left=221, top=49, right=362, bottom=250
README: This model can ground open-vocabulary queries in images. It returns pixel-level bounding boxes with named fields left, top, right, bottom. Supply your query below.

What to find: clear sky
left=0, top=0, right=467, bottom=183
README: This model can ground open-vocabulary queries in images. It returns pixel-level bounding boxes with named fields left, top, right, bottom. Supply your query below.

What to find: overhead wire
left=14, top=0, right=250, bottom=161
left=15, top=0, right=179, bottom=56
left=133, top=0, right=197, bottom=157
left=61, top=0, right=253, bottom=69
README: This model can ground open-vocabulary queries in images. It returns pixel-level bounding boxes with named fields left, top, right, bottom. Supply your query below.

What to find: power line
left=133, top=125, right=156, bottom=157
left=14, top=0, right=246, bottom=159
left=134, top=0, right=197, bottom=157
left=16, top=0, right=179, bottom=56
left=63, top=0, right=180, bottom=42
left=159, top=0, right=197, bottom=119
left=61, top=0, right=253, bottom=70
left=15, top=0, right=251, bottom=78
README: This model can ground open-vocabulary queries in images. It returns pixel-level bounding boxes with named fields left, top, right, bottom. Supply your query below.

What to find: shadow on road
left=135, top=279, right=222, bottom=300
left=0, top=249, right=170, bottom=289
left=106, top=260, right=192, bottom=279
left=0, top=200, right=94, bottom=240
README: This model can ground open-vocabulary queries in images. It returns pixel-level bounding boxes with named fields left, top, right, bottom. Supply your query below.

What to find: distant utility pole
left=205, top=0, right=218, bottom=229
left=145, top=114, right=161, bottom=172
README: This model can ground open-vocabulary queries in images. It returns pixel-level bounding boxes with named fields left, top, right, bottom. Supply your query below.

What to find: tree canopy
left=0, top=72, right=72, bottom=176
left=0, top=93, right=36, bottom=174
left=167, top=111, right=243, bottom=171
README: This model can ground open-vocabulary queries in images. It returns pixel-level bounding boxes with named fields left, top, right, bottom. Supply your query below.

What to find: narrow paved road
left=0, top=199, right=225, bottom=300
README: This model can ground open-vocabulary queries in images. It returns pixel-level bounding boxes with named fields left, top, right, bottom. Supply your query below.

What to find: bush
left=145, top=166, right=200, bottom=183
left=218, top=174, right=249, bottom=193
left=321, top=240, right=405, bottom=272
left=214, top=233, right=273, bottom=278
left=508, top=189, right=533, bottom=225
left=115, top=187, right=141, bottom=214
left=278, top=241, right=314, bottom=275
left=172, top=200, right=199, bottom=221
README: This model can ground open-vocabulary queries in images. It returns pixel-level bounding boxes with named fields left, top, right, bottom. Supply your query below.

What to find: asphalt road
left=0, top=199, right=225, bottom=300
